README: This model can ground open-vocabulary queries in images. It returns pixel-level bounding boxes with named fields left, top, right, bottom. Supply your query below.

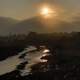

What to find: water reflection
left=0, top=45, right=50, bottom=76
left=43, top=49, right=50, bottom=53
left=41, top=59, right=48, bottom=63
left=18, top=45, right=50, bottom=76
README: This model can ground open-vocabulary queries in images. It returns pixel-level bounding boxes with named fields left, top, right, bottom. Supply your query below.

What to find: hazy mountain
left=11, top=17, right=50, bottom=34
left=10, top=17, right=66, bottom=34
left=0, top=17, right=19, bottom=35
left=0, top=16, right=80, bottom=35
left=11, top=16, right=80, bottom=35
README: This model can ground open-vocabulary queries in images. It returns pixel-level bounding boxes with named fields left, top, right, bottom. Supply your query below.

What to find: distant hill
left=0, top=16, right=80, bottom=35
left=11, top=17, right=49, bottom=34
left=11, top=16, right=80, bottom=35
left=11, top=16, right=69, bottom=34
left=0, top=17, right=19, bottom=35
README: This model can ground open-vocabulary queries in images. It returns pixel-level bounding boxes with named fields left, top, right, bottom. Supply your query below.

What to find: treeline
left=1, top=32, right=80, bottom=80
left=0, top=32, right=80, bottom=60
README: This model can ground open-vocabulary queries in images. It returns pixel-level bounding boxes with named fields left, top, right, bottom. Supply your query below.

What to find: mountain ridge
left=0, top=16, right=80, bottom=35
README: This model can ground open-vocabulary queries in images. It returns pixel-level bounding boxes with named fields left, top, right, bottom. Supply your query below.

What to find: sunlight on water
left=43, top=49, right=50, bottom=53
left=42, top=53, right=48, bottom=57
left=41, top=59, right=48, bottom=62
left=0, top=45, right=50, bottom=76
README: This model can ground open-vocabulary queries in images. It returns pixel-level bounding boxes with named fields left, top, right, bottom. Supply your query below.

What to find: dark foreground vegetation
left=0, top=32, right=80, bottom=80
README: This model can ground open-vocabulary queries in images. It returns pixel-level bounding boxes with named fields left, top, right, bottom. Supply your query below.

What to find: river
left=0, top=45, right=50, bottom=76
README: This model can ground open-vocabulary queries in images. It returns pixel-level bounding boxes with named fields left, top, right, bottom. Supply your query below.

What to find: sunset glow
left=41, top=7, right=49, bottom=16
left=40, top=6, right=56, bottom=18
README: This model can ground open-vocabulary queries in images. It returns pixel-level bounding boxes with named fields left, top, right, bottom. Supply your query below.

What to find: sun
left=40, top=7, right=51, bottom=18
left=40, top=6, right=56, bottom=18
left=41, top=7, right=49, bottom=15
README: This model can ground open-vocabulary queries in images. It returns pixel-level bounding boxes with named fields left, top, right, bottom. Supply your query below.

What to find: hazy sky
left=0, top=0, right=80, bottom=20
